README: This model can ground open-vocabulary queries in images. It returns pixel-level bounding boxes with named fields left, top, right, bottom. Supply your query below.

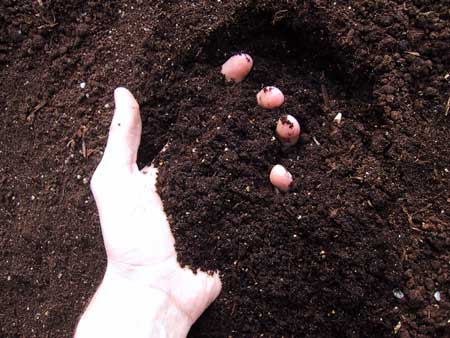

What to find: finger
left=141, top=165, right=158, bottom=192
left=192, top=270, right=222, bottom=320
left=102, top=87, right=142, bottom=169
left=140, top=165, right=160, bottom=206
left=176, top=269, right=222, bottom=323
left=140, top=165, right=165, bottom=209
left=203, top=271, right=222, bottom=307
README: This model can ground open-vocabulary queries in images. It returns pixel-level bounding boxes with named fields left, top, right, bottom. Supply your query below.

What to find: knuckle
left=89, top=170, right=100, bottom=194
left=90, top=165, right=107, bottom=194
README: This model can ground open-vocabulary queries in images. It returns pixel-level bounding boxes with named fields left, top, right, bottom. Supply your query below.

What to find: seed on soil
left=394, top=322, right=402, bottom=334
left=333, top=113, right=342, bottom=124
left=276, top=115, right=300, bottom=146
left=79, top=82, right=86, bottom=89
left=269, top=164, right=293, bottom=192
left=434, top=291, right=441, bottom=302
left=393, top=289, right=404, bottom=299
left=221, top=53, right=253, bottom=83
left=256, top=86, right=285, bottom=109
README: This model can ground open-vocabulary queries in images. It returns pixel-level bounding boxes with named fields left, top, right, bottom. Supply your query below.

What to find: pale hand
left=75, top=88, right=221, bottom=338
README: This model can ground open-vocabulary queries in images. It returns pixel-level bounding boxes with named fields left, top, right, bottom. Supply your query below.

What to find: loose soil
left=1, top=1, right=449, bottom=338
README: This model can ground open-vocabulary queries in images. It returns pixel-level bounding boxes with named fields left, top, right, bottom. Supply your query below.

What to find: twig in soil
left=34, top=1, right=58, bottom=30
left=194, top=47, right=203, bottom=59
left=38, top=22, right=58, bottom=30
left=411, top=203, right=433, bottom=216
left=321, top=84, right=330, bottom=112
left=402, top=206, right=424, bottom=232
left=402, top=206, right=414, bottom=226
left=58, top=175, right=68, bottom=204
left=445, top=96, right=449, bottom=116
left=230, top=302, right=237, bottom=317
left=80, top=126, right=87, bottom=159
left=401, top=248, right=408, bottom=262
left=27, top=100, right=47, bottom=122
left=232, top=202, right=243, bottom=210
left=405, top=51, right=421, bottom=57
left=320, top=73, right=331, bottom=112
left=66, top=126, right=90, bottom=159
left=312, top=136, right=321, bottom=146
left=271, top=10, right=288, bottom=25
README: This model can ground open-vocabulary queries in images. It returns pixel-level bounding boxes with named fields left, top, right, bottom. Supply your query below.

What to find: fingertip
left=114, top=86, right=131, bottom=99
left=101, top=87, right=142, bottom=168
left=114, top=86, right=128, bottom=97
left=114, top=87, right=140, bottom=115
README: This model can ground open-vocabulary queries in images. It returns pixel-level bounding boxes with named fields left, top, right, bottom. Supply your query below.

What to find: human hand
left=75, top=88, right=221, bottom=338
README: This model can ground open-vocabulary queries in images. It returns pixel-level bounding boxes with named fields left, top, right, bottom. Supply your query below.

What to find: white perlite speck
left=393, top=289, right=404, bottom=299
left=434, top=291, right=441, bottom=302
left=333, top=113, right=342, bottom=124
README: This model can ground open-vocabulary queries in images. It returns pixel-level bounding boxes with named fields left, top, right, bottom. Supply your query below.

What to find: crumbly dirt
left=0, top=1, right=449, bottom=337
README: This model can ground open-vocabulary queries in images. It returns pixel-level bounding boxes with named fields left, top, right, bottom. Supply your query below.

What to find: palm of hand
left=90, top=88, right=221, bottom=324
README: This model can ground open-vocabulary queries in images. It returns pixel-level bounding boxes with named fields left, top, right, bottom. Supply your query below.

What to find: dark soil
left=1, top=1, right=449, bottom=337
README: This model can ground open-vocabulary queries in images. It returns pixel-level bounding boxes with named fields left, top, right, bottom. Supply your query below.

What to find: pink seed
left=269, top=164, right=293, bottom=192
left=256, top=86, right=285, bottom=109
left=276, top=114, right=300, bottom=146
left=221, top=53, right=253, bottom=83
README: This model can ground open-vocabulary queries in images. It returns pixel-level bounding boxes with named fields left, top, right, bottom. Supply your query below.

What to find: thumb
left=102, top=87, right=142, bottom=170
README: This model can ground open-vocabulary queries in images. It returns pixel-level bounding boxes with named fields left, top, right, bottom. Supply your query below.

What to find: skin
left=221, top=53, right=253, bottom=83
left=269, top=164, right=293, bottom=192
left=75, top=88, right=221, bottom=338
left=256, top=86, right=285, bottom=109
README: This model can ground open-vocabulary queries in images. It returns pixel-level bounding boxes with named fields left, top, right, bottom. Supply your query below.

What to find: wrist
left=75, top=264, right=192, bottom=338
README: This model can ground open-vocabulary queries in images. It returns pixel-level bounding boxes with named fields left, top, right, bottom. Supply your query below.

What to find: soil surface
left=1, top=1, right=449, bottom=337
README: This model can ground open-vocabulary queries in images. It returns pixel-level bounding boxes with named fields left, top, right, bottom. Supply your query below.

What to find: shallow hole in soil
left=201, top=9, right=374, bottom=97
left=138, top=10, right=374, bottom=166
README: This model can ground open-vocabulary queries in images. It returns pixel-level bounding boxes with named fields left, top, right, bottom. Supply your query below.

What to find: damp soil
left=1, top=1, right=449, bottom=338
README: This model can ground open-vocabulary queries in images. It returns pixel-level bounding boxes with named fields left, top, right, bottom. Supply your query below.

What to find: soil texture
left=1, top=1, right=449, bottom=337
